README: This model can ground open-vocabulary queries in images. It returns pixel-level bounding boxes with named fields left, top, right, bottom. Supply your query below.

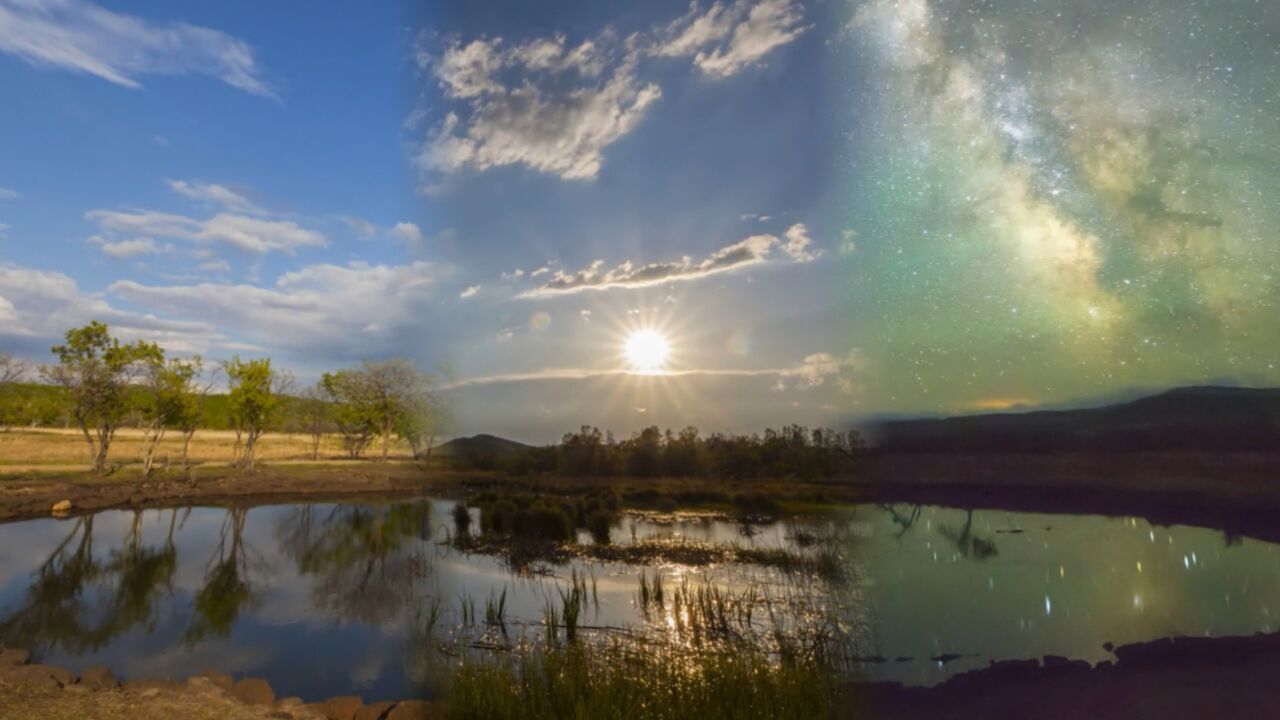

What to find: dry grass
left=0, top=427, right=415, bottom=468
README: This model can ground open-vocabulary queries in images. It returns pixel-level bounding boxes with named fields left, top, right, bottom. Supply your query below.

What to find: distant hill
left=435, top=434, right=532, bottom=459
left=874, top=386, right=1280, bottom=453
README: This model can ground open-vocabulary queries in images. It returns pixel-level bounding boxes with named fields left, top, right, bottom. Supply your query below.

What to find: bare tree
left=0, top=353, right=28, bottom=431
left=41, top=322, right=162, bottom=475
left=297, top=384, right=333, bottom=461
left=177, top=362, right=217, bottom=467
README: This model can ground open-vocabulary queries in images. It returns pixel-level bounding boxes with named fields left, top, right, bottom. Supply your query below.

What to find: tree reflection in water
left=0, top=509, right=183, bottom=653
left=186, top=506, right=259, bottom=643
left=879, top=504, right=998, bottom=561
left=275, top=501, right=434, bottom=626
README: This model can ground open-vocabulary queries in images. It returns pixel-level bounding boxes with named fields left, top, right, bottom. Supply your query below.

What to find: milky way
left=842, top=0, right=1280, bottom=411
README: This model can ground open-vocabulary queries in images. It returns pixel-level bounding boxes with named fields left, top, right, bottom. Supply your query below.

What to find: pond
left=0, top=497, right=1276, bottom=701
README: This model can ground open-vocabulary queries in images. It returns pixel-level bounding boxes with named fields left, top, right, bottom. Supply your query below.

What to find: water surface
left=0, top=497, right=1274, bottom=699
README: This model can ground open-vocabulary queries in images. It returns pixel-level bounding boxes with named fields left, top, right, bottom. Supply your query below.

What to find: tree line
left=0, top=322, right=444, bottom=475
left=455, top=424, right=867, bottom=480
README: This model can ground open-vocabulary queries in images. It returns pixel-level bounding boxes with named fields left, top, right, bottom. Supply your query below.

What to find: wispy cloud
left=168, top=179, right=265, bottom=215
left=88, top=236, right=161, bottom=259
left=0, top=0, right=275, bottom=97
left=459, top=284, right=480, bottom=299
left=442, top=350, right=864, bottom=391
left=86, top=209, right=325, bottom=255
left=0, top=187, right=19, bottom=200
left=416, top=0, right=805, bottom=182
left=519, top=223, right=819, bottom=297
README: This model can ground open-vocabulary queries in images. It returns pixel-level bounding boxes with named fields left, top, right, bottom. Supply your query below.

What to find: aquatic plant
left=446, top=635, right=839, bottom=719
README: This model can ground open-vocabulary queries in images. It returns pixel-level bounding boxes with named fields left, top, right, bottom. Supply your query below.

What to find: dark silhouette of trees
left=456, top=424, right=866, bottom=480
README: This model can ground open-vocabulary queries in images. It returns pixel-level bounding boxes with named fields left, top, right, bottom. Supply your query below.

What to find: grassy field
left=0, top=427, right=416, bottom=469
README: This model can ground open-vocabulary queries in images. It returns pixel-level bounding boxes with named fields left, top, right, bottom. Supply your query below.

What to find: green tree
left=322, top=359, right=434, bottom=462
left=296, top=384, right=334, bottom=460
left=41, top=322, right=162, bottom=475
left=225, top=356, right=287, bottom=471
left=136, top=356, right=202, bottom=477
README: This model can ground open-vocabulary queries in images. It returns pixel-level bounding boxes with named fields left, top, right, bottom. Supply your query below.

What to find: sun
left=624, top=329, right=670, bottom=373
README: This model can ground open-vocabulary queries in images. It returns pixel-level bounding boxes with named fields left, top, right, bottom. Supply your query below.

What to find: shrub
left=452, top=502, right=472, bottom=534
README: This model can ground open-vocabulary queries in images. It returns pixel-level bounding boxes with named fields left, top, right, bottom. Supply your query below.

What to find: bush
left=452, top=502, right=472, bottom=534
left=586, top=510, right=613, bottom=545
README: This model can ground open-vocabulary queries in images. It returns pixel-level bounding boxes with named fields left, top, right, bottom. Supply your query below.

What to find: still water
left=0, top=497, right=1275, bottom=701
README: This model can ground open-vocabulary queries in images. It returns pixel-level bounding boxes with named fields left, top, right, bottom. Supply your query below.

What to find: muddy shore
left=3, top=452, right=1280, bottom=544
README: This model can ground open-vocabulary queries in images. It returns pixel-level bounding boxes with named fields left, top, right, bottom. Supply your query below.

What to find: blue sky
left=5, top=0, right=1277, bottom=442
left=0, top=0, right=857, bottom=441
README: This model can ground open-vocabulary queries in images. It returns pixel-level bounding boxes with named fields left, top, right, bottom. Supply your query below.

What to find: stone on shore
left=232, top=676, right=275, bottom=706
left=354, top=700, right=396, bottom=720
left=320, top=695, right=364, bottom=720
left=51, top=499, right=72, bottom=515
left=78, top=665, right=120, bottom=690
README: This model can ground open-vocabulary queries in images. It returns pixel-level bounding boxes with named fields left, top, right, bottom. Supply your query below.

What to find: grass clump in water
left=447, top=638, right=838, bottom=720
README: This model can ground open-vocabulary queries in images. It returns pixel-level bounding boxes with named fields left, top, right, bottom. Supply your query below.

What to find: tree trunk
left=380, top=419, right=391, bottom=462
left=182, top=430, right=194, bottom=466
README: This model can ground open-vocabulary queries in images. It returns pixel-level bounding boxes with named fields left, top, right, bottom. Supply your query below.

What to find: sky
left=0, top=0, right=1277, bottom=442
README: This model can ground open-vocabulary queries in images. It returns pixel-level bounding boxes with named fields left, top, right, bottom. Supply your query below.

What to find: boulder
left=195, top=669, right=235, bottom=692
left=0, top=648, right=30, bottom=666
left=78, top=665, right=120, bottom=690
left=232, top=676, right=276, bottom=706
left=354, top=701, right=396, bottom=720
left=51, top=499, right=72, bottom=515
left=320, top=695, right=364, bottom=720
left=386, top=700, right=441, bottom=719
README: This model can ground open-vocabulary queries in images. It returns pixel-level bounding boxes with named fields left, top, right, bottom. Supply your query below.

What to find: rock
left=0, top=648, right=29, bottom=666
left=233, top=677, right=276, bottom=706
left=320, top=695, right=364, bottom=720
left=354, top=701, right=396, bottom=720
left=51, top=499, right=72, bottom=515
left=78, top=665, right=120, bottom=690
left=386, top=700, right=440, bottom=719
left=1102, top=641, right=1115, bottom=652
left=123, top=678, right=183, bottom=693
left=196, top=669, right=235, bottom=692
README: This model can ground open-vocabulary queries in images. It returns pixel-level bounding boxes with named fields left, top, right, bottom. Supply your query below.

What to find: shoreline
left=6, top=629, right=1280, bottom=719
left=3, top=451, right=1279, bottom=541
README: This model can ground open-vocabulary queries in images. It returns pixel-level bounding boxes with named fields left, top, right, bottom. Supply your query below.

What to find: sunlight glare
left=624, top=329, right=670, bottom=373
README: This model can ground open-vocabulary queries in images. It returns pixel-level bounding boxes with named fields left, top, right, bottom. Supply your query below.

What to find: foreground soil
left=0, top=649, right=439, bottom=720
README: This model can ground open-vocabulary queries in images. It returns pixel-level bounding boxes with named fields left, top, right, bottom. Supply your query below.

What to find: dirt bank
left=0, top=463, right=472, bottom=523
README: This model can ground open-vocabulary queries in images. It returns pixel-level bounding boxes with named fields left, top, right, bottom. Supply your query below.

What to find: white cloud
left=0, top=0, right=274, bottom=97
left=459, top=284, right=480, bottom=299
left=0, top=187, right=19, bottom=200
left=422, top=58, right=661, bottom=180
left=692, top=0, right=807, bottom=78
left=501, top=268, right=525, bottom=281
left=520, top=227, right=816, bottom=297
left=782, top=223, right=820, bottom=261
left=0, top=262, right=218, bottom=353
left=168, top=179, right=264, bottom=215
left=340, top=216, right=379, bottom=239
left=0, top=222, right=8, bottom=237
left=91, top=236, right=159, bottom=258
left=108, top=260, right=441, bottom=358
left=86, top=209, right=325, bottom=254
left=654, top=1, right=739, bottom=58
left=418, top=2, right=805, bottom=182
left=391, top=222, right=425, bottom=245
